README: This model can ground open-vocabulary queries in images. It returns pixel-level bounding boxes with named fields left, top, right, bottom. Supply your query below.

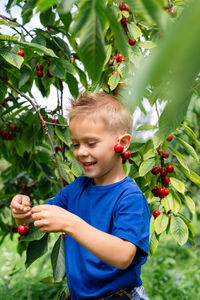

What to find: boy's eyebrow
left=71, top=136, right=101, bottom=141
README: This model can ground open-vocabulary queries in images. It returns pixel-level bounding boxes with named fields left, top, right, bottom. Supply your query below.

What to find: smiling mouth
left=82, top=162, right=97, bottom=166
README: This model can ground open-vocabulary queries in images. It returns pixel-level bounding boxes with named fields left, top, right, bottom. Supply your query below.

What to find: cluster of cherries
left=17, top=50, right=53, bottom=78
left=0, top=124, right=16, bottom=140
left=152, top=134, right=174, bottom=218
left=119, top=3, right=136, bottom=46
left=114, top=143, right=131, bottom=163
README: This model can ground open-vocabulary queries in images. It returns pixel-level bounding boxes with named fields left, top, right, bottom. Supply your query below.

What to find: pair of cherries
left=114, top=144, right=131, bottom=160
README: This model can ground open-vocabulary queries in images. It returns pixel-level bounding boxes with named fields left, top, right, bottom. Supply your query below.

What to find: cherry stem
left=4, top=80, right=64, bottom=188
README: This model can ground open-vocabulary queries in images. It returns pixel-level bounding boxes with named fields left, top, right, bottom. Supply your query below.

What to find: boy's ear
left=118, top=134, right=132, bottom=151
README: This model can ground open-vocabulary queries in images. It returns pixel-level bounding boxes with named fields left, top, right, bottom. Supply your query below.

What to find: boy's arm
left=31, top=204, right=137, bottom=269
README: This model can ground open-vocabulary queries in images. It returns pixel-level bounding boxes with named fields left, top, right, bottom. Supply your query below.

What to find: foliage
left=0, top=0, right=200, bottom=295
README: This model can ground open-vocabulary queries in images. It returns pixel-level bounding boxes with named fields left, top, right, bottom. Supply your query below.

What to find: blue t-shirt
left=47, top=176, right=150, bottom=299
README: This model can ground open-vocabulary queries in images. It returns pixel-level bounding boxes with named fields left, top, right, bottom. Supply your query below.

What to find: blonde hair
left=68, top=92, right=133, bottom=134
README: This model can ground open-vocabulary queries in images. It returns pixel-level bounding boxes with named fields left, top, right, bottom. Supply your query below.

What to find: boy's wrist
left=63, top=213, right=83, bottom=236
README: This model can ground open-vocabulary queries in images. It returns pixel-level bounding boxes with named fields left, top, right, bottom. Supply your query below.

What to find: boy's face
left=69, top=116, right=125, bottom=185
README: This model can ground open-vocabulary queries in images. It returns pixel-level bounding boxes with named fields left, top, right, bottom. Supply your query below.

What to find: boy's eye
left=73, top=144, right=79, bottom=148
left=88, top=142, right=96, bottom=147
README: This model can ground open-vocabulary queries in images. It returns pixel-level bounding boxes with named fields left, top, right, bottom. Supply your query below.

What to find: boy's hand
left=31, top=205, right=77, bottom=233
left=10, top=194, right=32, bottom=225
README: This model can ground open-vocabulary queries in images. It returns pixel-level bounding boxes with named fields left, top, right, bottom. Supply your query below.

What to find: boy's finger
left=31, top=205, right=48, bottom=213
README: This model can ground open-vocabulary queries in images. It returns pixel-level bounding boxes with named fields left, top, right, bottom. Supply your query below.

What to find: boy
left=10, top=92, right=150, bottom=299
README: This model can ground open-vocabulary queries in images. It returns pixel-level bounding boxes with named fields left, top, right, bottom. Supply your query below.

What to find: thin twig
left=0, top=14, right=34, bottom=38
left=3, top=80, right=64, bottom=188
left=45, top=121, right=68, bottom=127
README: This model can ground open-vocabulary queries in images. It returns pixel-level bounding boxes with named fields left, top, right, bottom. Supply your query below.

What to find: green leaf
left=176, top=137, right=199, bottom=162
left=136, top=124, right=157, bottom=131
left=104, top=44, right=112, bottom=66
left=15, top=41, right=57, bottom=57
left=139, top=158, right=155, bottom=176
left=55, top=126, right=71, bottom=146
left=50, top=60, right=65, bottom=79
left=161, top=192, right=182, bottom=215
left=25, top=233, right=49, bottom=269
left=154, top=213, right=169, bottom=235
left=170, top=216, right=188, bottom=246
left=182, top=195, right=195, bottom=215
left=105, top=6, right=128, bottom=58
left=79, top=3, right=106, bottom=82
left=40, top=276, right=62, bottom=286
left=138, top=41, right=157, bottom=49
left=127, top=22, right=141, bottom=41
left=59, top=163, right=74, bottom=184
left=71, top=160, right=84, bottom=177
left=183, top=124, right=198, bottom=140
left=170, top=177, right=185, bottom=194
left=37, top=0, right=57, bottom=13
left=19, top=65, right=32, bottom=88
left=66, top=73, right=79, bottom=98
left=149, top=231, right=159, bottom=257
left=21, top=223, right=46, bottom=241
left=178, top=165, right=200, bottom=185
left=57, top=0, right=76, bottom=14
left=108, top=73, right=120, bottom=91
left=143, top=149, right=155, bottom=160
left=0, top=50, right=24, bottom=69
left=6, top=106, right=29, bottom=122
left=51, top=237, right=66, bottom=282
left=0, top=35, right=18, bottom=41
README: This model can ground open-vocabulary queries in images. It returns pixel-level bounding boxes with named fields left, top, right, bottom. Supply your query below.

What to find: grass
left=1, top=233, right=200, bottom=299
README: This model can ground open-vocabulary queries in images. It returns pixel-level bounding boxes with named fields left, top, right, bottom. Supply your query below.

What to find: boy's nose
left=77, top=145, right=89, bottom=157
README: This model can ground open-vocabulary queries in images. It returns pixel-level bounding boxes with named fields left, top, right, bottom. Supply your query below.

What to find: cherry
left=36, top=64, right=44, bottom=71
left=166, top=134, right=174, bottom=141
left=37, top=70, right=43, bottom=78
left=119, top=4, right=129, bottom=11
left=158, top=187, right=165, bottom=197
left=52, top=119, right=57, bottom=123
left=46, top=68, right=53, bottom=78
left=151, top=166, right=160, bottom=175
left=59, top=234, right=65, bottom=240
left=121, top=18, right=128, bottom=26
left=164, top=176, right=170, bottom=186
left=166, top=165, right=174, bottom=173
left=152, top=186, right=159, bottom=197
left=114, top=144, right=124, bottom=153
left=118, top=56, right=126, bottom=62
left=18, top=224, right=30, bottom=236
left=153, top=210, right=161, bottom=218
left=121, top=150, right=131, bottom=159
left=10, top=125, right=16, bottom=132
left=160, top=169, right=167, bottom=177
left=164, top=188, right=169, bottom=196
left=162, top=151, right=169, bottom=158
left=112, top=71, right=121, bottom=76
left=169, top=9, right=176, bottom=16
left=17, top=50, right=24, bottom=57
left=157, top=148, right=162, bottom=155
left=128, top=38, right=136, bottom=46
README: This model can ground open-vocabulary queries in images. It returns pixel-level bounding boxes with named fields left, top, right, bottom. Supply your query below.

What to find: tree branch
left=0, top=14, right=34, bottom=38
left=4, top=80, right=64, bottom=188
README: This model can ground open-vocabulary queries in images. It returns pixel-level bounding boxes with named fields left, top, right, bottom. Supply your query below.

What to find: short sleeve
left=46, top=185, right=69, bottom=209
left=112, top=192, right=150, bottom=256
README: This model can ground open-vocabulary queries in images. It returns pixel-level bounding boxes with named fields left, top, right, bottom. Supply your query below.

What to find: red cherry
left=160, top=169, right=167, bottom=177
left=36, top=64, right=44, bottom=71
left=17, top=50, right=24, bottom=57
left=37, top=70, right=44, bottom=78
left=162, top=151, right=169, bottom=158
left=164, top=189, right=169, bottom=196
left=18, top=224, right=30, bottom=236
left=153, top=210, right=161, bottom=218
left=10, top=125, right=16, bottom=132
left=121, top=150, right=131, bottom=159
left=151, top=166, right=160, bottom=175
left=52, top=119, right=57, bottom=123
left=46, top=68, right=53, bottom=78
left=59, top=234, right=65, bottom=240
left=119, top=4, right=129, bottom=11
left=121, top=18, right=128, bottom=26
left=114, top=144, right=124, bottom=153
left=128, top=38, right=136, bottom=46
left=158, top=187, right=165, bottom=197
left=164, top=176, right=170, bottom=186
left=118, top=57, right=126, bottom=62
left=157, top=148, right=162, bottom=155
left=169, top=9, right=176, bottom=16
left=152, top=186, right=159, bottom=197
left=166, top=134, right=174, bottom=141
left=112, top=71, right=121, bottom=76
left=166, top=165, right=174, bottom=173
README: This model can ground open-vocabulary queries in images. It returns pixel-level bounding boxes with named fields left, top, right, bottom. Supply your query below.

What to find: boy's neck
left=93, top=168, right=126, bottom=186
